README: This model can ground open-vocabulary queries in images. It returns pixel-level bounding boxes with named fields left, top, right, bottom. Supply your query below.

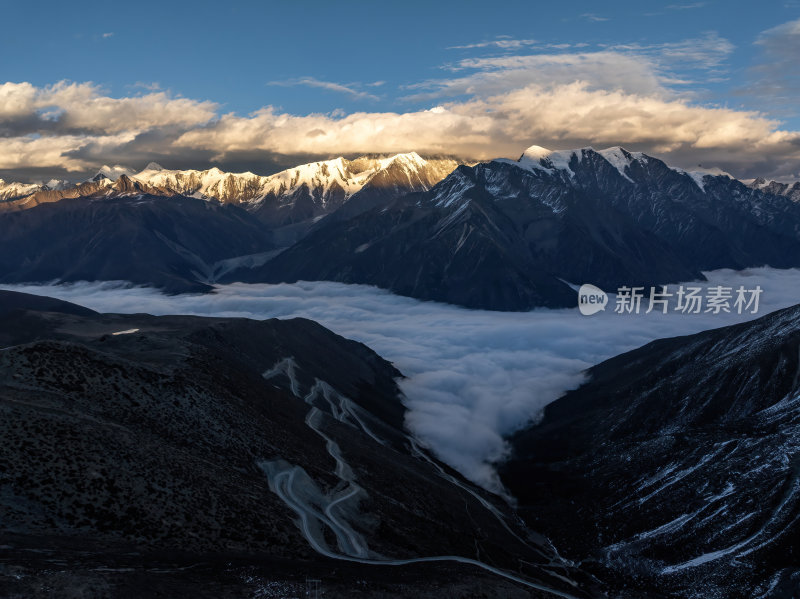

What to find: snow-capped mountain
left=0, top=179, right=44, bottom=202
left=0, top=154, right=460, bottom=230
left=748, top=177, right=800, bottom=202
left=89, top=164, right=136, bottom=182
left=501, top=301, right=800, bottom=597
left=0, top=175, right=169, bottom=212
left=0, top=153, right=460, bottom=293
left=5, top=144, right=800, bottom=308
left=0, top=178, right=68, bottom=202
left=237, top=144, right=800, bottom=310
left=127, top=153, right=459, bottom=217
left=132, top=162, right=268, bottom=204
left=242, top=152, right=460, bottom=228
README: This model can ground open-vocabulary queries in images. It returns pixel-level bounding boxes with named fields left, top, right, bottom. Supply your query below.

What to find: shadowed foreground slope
left=0, top=290, right=597, bottom=598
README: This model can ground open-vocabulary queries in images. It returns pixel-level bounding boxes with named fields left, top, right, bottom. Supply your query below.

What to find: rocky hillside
left=0, top=195, right=276, bottom=293
left=500, top=303, right=800, bottom=598
left=0, top=290, right=597, bottom=598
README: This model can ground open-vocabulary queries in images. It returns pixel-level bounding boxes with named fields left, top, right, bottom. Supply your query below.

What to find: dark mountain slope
left=0, top=195, right=274, bottom=293
left=500, top=303, right=800, bottom=598
left=233, top=182, right=579, bottom=310
left=0, top=290, right=597, bottom=598
left=0, top=289, right=96, bottom=317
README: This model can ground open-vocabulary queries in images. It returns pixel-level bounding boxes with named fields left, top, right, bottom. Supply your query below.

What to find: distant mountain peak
left=517, top=144, right=647, bottom=175
left=514, top=145, right=591, bottom=177
left=141, top=162, right=165, bottom=172
left=90, top=164, right=135, bottom=182
left=597, top=146, right=648, bottom=182
left=670, top=165, right=733, bottom=191
left=44, top=179, right=69, bottom=191
left=506, top=144, right=735, bottom=191
left=386, top=151, right=426, bottom=166
left=518, top=144, right=551, bottom=160
left=0, top=179, right=45, bottom=202
left=746, top=176, right=800, bottom=202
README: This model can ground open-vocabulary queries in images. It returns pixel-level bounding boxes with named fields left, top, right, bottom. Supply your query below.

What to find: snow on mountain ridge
left=91, top=165, right=136, bottom=182
left=0, top=153, right=462, bottom=216
left=0, top=179, right=44, bottom=201
left=746, top=177, right=800, bottom=202
left=512, top=145, right=588, bottom=178
left=670, top=165, right=733, bottom=191
left=597, top=146, right=647, bottom=183
left=501, top=144, right=733, bottom=191
left=133, top=164, right=265, bottom=203
left=248, top=152, right=455, bottom=208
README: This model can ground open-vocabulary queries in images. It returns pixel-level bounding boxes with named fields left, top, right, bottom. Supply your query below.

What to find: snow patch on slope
left=505, top=145, right=647, bottom=183
left=512, top=145, right=587, bottom=178
left=670, top=166, right=733, bottom=191
left=598, top=146, right=647, bottom=183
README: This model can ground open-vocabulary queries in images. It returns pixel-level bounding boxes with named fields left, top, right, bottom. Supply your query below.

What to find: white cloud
left=0, top=29, right=798, bottom=182
left=268, top=77, right=380, bottom=101
left=40, top=81, right=218, bottom=133
left=129, top=82, right=162, bottom=91
left=420, top=33, right=733, bottom=102
left=0, top=81, right=217, bottom=134
left=0, top=82, right=37, bottom=120
left=0, top=132, right=136, bottom=170
left=581, top=13, right=609, bottom=22
left=0, top=81, right=218, bottom=172
left=4, top=268, right=800, bottom=493
left=612, top=32, right=734, bottom=72
left=408, top=51, right=670, bottom=98
left=174, top=81, right=800, bottom=178
left=447, top=38, right=539, bottom=51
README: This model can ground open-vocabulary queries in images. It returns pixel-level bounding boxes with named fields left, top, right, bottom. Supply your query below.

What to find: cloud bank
left=2, top=21, right=800, bottom=182
left=4, top=267, right=800, bottom=493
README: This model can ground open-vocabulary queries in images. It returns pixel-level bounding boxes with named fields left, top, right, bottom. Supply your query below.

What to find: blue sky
left=1, top=0, right=800, bottom=180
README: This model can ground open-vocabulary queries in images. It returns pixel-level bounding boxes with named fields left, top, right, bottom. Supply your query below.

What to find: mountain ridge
left=0, top=153, right=461, bottom=219
left=232, top=144, right=800, bottom=310
left=5, top=144, right=800, bottom=309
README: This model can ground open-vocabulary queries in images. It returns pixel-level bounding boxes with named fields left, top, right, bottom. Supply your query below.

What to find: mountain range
left=233, top=145, right=800, bottom=309
left=5, top=140, right=800, bottom=595
left=748, top=177, right=800, bottom=203
left=2, top=146, right=800, bottom=308
left=0, top=153, right=459, bottom=293
left=0, top=153, right=458, bottom=222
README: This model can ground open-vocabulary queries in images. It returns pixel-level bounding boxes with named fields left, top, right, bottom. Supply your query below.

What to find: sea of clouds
left=4, top=266, right=800, bottom=493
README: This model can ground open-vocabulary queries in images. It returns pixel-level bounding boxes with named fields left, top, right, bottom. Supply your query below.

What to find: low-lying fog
left=5, top=267, right=799, bottom=493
